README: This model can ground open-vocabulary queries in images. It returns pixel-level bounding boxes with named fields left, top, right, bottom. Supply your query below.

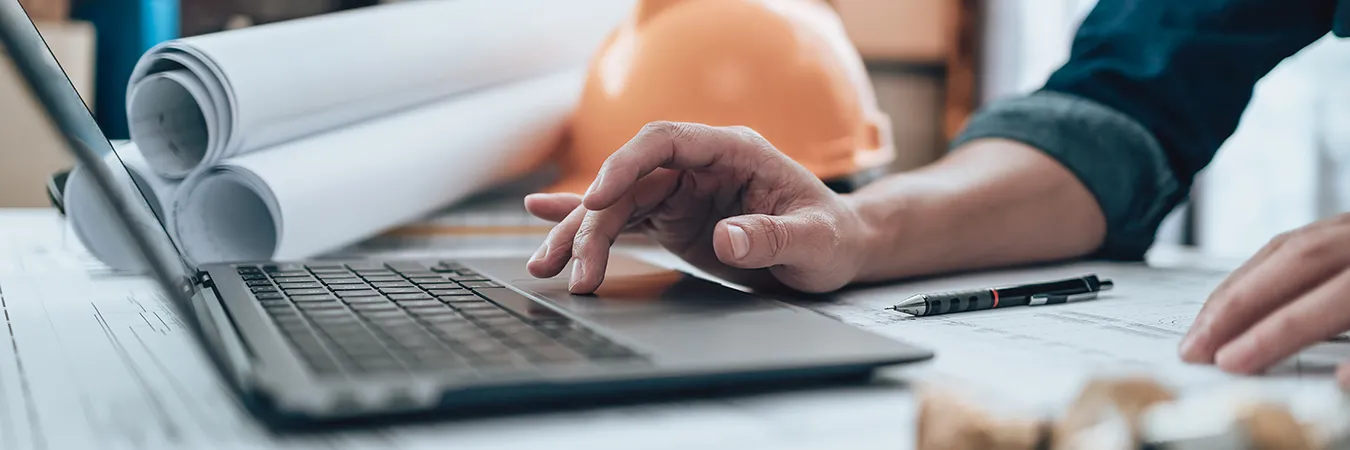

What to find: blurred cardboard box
left=870, top=69, right=945, bottom=172
left=832, top=0, right=951, bottom=62
left=17, top=0, right=69, bottom=22
left=0, top=20, right=95, bottom=207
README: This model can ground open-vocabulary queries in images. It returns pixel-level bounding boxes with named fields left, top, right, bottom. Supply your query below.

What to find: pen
left=886, top=274, right=1113, bottom=317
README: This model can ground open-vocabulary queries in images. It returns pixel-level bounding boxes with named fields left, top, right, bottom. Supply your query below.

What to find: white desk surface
left=0, top=208, right=1341, bottom=450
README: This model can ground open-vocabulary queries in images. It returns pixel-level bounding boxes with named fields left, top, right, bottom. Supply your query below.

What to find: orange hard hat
left=548, top=0, right=894, bottom=194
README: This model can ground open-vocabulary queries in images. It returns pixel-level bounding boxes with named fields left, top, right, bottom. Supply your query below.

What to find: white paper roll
left=126, top=0, right=634, bottom=179
left=65, top=143, right=183, bottom=273
left=171, top=70, right=583, bottom=265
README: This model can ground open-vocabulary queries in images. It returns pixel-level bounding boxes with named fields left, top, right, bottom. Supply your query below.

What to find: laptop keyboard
left=237, top=261, right=643, bottom=377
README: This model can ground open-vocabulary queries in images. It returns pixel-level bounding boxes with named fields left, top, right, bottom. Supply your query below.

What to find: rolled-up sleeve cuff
left=949, top=90, right=1183, bottom=260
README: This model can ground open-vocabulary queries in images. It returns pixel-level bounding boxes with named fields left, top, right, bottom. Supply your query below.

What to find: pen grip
left=924, top=289, right=997, bottom=315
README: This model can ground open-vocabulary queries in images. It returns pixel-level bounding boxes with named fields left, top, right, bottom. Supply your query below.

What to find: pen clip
left=1029, top=292, right=1098, bottom=306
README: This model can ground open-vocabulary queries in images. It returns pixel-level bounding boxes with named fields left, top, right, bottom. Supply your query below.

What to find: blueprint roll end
left=128, top=71, right=212, bottom=179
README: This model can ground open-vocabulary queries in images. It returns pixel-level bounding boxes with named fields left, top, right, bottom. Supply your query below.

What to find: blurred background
left=2, top=0, right=1343, bottom=260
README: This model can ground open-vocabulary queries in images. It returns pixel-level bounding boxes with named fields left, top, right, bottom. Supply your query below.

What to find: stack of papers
left=62, top=0, right=637, bottom=271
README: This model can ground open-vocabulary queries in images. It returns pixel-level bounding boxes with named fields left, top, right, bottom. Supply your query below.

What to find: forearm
left=845, top=138, right=1106, bottom=282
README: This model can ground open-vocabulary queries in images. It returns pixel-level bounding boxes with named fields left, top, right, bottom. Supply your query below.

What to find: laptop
left=0, top=3, right=931, bottom=425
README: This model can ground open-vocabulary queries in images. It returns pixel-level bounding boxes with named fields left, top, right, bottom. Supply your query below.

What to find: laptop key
left=395, top=299, right=442, bottom=308
left=285, top=288, right=329, bottom=296
left=329, top=284, right=373, bottom=291
left=448, top=274, right=489, bottom=282
left=348, top=302, right=400, bottom=312
left=297, top=302, right=346, bottom=311
left=343, top=296, right=390, bottom=304
left=306, top=308, right=355, bottom=318
left=317, top=272, right=357, bottom=279
left=371, top=281, right=413, bottom=288
left=456, top=338, right=511, bottom=356
left=426, top=288, right=469, bottom=296
left=396, top=272, right=440, bottom=281
left=388, top=293, right=432, bottom=300
left=409, top=355, right=464, bottom=370
left=407, top=305, right=457, bottom=315
left=254, top=291, right=285, bottom=300
left=455, top=301, right=502, bottom=312
left=389, top=334, right=443, bottom=349
left=313, top=322, right=363, bottom=334
left=461, top=281, right=502, bottom=289
left=245, top=279, right=272, bottom=287
left=251, top=286, right=279, bottom=293
left=528, top=340, right=583, bottom=358
left=323, top=278, right=366, bottom=285
left=269, top=270, right=309, bottom=278
left=437, top=295, right=482, bottom=304
left=271, top=276, right=315, bottom=282
left=378, top=288, right=422, bottom=295
left=504, top=330, right=556, bottom=347
left=278, top=282, right=322, bottom=290
left=418, top=312, right=470, bottom=324
left=358, top=310, right=410, bottom=320
left=239, top=273, right=267, bottom=281
left=291, top=294, right=337, bottom=303
left=361, top=275, right=402, bottom=282
left=335, top=290, right=380, bottom=298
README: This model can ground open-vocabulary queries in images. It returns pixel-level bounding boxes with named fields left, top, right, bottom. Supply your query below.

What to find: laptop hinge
left=192, top=273, right=257, bottom=388
left=194, top=271, right=212, bottom=287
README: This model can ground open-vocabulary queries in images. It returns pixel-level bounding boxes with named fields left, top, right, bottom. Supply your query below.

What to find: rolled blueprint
left=126, top=0, right=634, bottom=179
left=170, top=70, right=583, bottom=266
left=65, top=142, right=183, bottom=273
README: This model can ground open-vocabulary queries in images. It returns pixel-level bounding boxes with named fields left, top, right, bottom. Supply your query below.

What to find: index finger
left=581, top=122, right=767, bottom=210
left=1214, top=267, right=1350, bottom=374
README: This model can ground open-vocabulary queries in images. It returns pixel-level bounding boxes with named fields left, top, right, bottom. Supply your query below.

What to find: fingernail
left=1179, top=333, right=1199, bottom=360
left=727, top=224, right=749, bottom=259
left=531, top=243, right=549, bottom=262
left=569, top=261, right=585, bottom=290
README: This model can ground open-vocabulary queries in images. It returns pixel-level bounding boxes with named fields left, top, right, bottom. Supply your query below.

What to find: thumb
left=713, top=213, right=832, bottom=270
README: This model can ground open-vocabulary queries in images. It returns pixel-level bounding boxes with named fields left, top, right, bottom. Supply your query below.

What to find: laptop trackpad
left=508, top=259, right=781, bottom=319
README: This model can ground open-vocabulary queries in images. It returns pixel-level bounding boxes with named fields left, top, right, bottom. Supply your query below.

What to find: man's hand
left=1180, top=213, right=1350, bottom=386
left=524, top=121, right=873, bottom=294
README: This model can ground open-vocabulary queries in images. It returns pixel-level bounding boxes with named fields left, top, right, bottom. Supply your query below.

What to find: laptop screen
left=0, top=3, right=204, bottom=322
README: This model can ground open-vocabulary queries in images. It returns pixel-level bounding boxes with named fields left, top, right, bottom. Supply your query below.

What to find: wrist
left=839, top=187, right=920, bottom=283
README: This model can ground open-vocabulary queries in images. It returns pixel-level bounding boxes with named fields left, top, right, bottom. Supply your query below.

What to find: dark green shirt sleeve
left=952, top=0, right=1338, bottom=260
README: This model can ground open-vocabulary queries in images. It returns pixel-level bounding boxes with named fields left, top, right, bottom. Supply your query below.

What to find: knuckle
left=642, top=121, right=693, bottom=143
left=1268, top=231, right=1295, bottom=250
left=724, top=125, right=760, bottom=140
left=641, top=120, right=678, bottom=137
left=1285, top=231, right=1332, bottom=262
left=1214, top=289, right=1250, bottom=313
left=759, top=217, right=793, bottom=259
left=573, top=217, right=598, bottom=250
left=816, top=212, right=845, bottom=251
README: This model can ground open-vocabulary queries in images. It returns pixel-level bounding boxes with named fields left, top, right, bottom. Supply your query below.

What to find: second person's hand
left=524, top=121, right=874, bottom=294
